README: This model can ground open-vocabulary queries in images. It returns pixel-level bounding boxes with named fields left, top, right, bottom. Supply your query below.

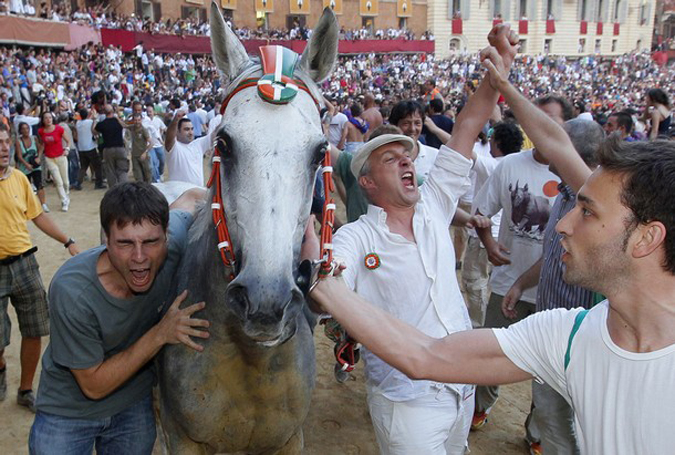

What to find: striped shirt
left=536, top=184, right=595, bottom=312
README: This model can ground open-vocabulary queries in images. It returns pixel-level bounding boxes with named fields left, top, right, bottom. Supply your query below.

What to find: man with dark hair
left=462, top=121, right=523, bottom=329
left=30, top=182, right=207, bottom=453
left=93, top=104, right=128, bottom=187
left=534, top=95, right=575, bottom=123
left=423, top=79, right=444, bottom=105
left=423, top=98, right=454, bottom=149
left=165, top=111, right=217, bottom=186
left=471, top=98, right=564, bottom=447
left=389, top=100, right=439, bottom=180
left=604, top=111, right=634, bottom=140
left=0, top=123, right=79, bottom=413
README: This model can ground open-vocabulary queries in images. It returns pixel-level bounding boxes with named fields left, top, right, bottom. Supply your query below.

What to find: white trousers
left=45, top=155, right=69, bottom=204
left=367, top=385, right=474, bottom=455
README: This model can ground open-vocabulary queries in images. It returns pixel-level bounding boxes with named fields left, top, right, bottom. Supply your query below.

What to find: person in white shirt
left=310, top=49, right=675, bottom=455
left=322, top=27, right=519, bottom=455
left=74, top=108, right=104, bottom=189
left=462, top=121, right=523, bottom=329
left=164, top=111, right=215, bottom=186
left=142, top=106, right=166, bottom=183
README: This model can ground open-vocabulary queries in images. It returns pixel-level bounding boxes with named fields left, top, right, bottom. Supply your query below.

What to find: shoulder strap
left=564, top=309, right=589, bottom=371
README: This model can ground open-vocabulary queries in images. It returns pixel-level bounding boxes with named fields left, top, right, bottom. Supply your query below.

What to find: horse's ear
left=299, top=7, right=339, bottom=83
left=210, top=1, right=250, bottom=82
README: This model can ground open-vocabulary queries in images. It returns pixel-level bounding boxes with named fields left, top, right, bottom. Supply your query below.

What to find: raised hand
left=487, top=23, right=519, bottom=66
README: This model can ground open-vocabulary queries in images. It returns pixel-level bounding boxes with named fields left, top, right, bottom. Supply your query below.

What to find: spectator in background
left=604, top=111, right=635, bottom=141
left=37, top=111, right=71, bottom=211
left=186, top=104, right=204, bottom=138
left=423, top=98, right=454, bottom=149
left=128, top=112, right=152, bottom=183
left=93, top=104, right=128, bottom=187
left=143, top=105, right=167, bottom=183
left=75, top=108, right=105, bottom=189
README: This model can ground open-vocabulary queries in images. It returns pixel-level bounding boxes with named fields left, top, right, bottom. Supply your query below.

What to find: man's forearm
left=32, top=213, right=69, bottom=245
left=72, top=325, right=165, bottom=400
left=514, top=257, right=542, bottom=292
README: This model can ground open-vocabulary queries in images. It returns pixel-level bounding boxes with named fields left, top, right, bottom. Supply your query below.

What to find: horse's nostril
left=227, top=284, right=249, bottom=317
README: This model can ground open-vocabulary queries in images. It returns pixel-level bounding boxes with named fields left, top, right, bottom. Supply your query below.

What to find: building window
left=362, top=17, right=374, bottom=33
left=611, top=39, right=618, bottom=51
left=580, top=0, right=588, bottom=20
left=494, top=0, right=502, bottom=18
left=546, top=0, right=554, bottom=19
left=452, top=0, right=462, bottom=18
left=519, top=38, right=527, bottom=53
left=544, top=38, right=552, bottom=53
left=636, top=39, right=642, bottom=49
left=597, top=0, right=604, bottom=21
left=595, top=39, right=602, bottom=53
left=579, top=38, right=586, bottom=53
left=613, top=0, right=621, bottom=21
left=519, top=0, right=528, bottom=19
left=181, top=6, right=206, bottom=21
left=399, top=17, right=407, bottom=29
left=449, top=38, right=461, bottom=51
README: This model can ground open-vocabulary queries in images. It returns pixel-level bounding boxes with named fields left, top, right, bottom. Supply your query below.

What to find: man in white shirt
left=328, top=27, right=519, bottom=454
left=309, top=51, right=675, bottom=455
left=75, top=108, right=104, bottom=189
left=164, top=111, right=215, bottom=186
left=142, top=106, right=166, bottom=183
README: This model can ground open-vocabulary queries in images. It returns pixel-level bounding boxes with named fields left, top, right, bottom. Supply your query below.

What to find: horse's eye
left=216, top=137, right=229, bottom=157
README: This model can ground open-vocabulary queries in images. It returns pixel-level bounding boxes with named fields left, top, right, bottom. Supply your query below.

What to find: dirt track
left=1, top=180, right=532, bottom=454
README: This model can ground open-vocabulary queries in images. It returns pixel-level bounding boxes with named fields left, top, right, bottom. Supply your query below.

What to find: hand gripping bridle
left=207, top=45, right=336, bottom=280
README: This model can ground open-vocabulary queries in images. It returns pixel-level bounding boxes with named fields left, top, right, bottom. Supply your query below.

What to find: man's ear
left=631, top=221, right=667, bottom=259
left=358, top=174, right=375, bottom=191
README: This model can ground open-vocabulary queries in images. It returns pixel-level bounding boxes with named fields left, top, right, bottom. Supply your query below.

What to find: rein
left=207, top=45, right=335, bottom=280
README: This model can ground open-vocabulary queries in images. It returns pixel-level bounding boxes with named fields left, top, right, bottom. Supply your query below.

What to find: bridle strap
left=208, top=45, right=332, bottom=280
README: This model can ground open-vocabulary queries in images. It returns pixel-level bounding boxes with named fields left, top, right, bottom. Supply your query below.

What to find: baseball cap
left=350, top=134, right=415, bottom=178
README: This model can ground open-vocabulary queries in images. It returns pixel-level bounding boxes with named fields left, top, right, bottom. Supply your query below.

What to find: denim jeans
left=150, top=146, right=165, bottom=182
left=29, top=394, right=156, bottom=455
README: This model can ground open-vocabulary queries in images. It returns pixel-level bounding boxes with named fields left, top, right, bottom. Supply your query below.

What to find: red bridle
left=206, top=75, right=335, bottom=281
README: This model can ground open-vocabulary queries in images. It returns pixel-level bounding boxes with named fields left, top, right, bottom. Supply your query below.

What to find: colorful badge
left=364, top=253, right=381, bottom=270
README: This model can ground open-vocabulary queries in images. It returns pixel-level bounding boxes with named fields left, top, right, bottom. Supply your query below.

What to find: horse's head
left=206, top=2, right=338, bottom=346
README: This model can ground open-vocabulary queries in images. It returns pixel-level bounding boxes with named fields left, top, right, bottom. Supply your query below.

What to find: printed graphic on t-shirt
left=508, top=180, right=558, bottom=240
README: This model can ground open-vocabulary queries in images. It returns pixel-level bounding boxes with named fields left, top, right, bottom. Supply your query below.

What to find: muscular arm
left=649, top=110, right=661, bottom=140
left=311, top=277, right=532, bottom=385
left=169, top=187, right=207, bottom=215
left=72, top=292, right=208, bottom=400
left=483, top=54, right=591, bottom=193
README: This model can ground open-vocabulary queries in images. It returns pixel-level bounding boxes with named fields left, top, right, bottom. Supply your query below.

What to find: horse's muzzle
left=226, top=281, right=304, bottom=345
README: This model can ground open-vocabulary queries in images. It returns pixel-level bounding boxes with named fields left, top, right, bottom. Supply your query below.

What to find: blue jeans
left=29, top=394, right=156, bottom=455
left=150, top=146, right=165, bottom=182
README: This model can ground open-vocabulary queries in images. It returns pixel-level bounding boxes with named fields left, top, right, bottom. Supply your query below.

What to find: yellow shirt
left=0, top=168, right=42, bottom=259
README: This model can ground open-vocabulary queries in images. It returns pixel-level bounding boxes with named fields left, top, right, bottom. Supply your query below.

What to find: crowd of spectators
left=0, top=1, right=432, bottom=41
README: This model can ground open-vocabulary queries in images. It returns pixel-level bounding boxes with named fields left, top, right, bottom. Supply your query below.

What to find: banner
left=290, top=0, right=310, bottom=14
left=397, top=0, right=411, bottom=17
left=360, top=0, right=379, bottom=16
left=221, top=0, right=237, bottom=9
left=256, top=0, right=274, bottom=12
left=323, top=0, right=342, bottom=15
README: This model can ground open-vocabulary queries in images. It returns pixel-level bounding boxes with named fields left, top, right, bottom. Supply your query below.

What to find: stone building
left=429, top=0, right=655, bottom=57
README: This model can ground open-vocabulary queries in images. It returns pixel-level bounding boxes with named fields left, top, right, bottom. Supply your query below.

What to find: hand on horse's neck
left=385, top=207, right=416, bottom=243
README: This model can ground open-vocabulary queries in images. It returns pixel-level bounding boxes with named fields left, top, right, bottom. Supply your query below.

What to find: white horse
left=157, top=2, right=338, bottom=454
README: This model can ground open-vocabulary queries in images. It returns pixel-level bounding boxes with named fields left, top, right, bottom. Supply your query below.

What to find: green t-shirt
left=36, top=210, right=192, bottom=419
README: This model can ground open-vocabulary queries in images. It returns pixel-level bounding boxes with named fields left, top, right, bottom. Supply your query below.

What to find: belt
left=0, top=246, right=38, bottom=266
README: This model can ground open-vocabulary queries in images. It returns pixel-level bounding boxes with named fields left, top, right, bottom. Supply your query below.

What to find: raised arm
left=482, top=52, right=591, bottom=193
left=310, top=276, right=532, bottom=385
left=447, top=25, right=519, bottom=159
left=164, top=111, right=185, bottom=153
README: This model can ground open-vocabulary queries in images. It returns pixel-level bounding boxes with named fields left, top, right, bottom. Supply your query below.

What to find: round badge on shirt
left=364, top=253, right=380, bottom=270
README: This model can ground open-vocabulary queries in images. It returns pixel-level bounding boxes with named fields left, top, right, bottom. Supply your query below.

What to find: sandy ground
left=1, top=178, right=533, bottom=454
